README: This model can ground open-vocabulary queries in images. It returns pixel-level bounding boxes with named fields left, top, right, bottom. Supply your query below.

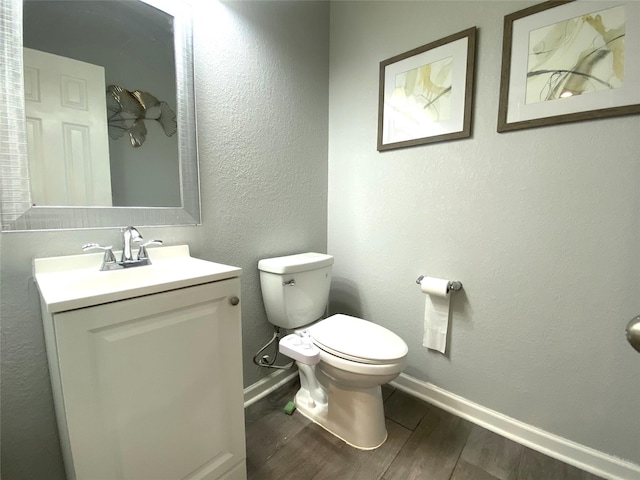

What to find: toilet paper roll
left=420, top=277, right=451, bottom=354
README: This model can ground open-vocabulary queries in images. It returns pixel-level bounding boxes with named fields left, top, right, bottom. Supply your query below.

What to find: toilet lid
left=309, top=314, right=408, bottom=365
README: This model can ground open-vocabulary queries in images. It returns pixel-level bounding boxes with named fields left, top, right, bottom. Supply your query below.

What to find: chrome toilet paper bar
left=416, top=275, right=463, bottom=293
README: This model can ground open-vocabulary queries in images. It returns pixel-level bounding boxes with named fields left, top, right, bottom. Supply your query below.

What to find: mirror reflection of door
left=23, top=47, right=112, bottom=206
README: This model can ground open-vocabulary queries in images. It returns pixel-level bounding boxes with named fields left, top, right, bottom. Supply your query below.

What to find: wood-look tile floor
left=245, top=379, right=604, bottom=480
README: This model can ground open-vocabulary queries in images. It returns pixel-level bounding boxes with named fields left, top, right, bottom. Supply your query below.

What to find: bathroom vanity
left=34, top=245, right=246, bottom=480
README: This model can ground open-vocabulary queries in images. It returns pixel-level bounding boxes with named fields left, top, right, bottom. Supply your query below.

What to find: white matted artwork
left=498, top=0, right=640, bottom=132
left=377, top=27, right=477, bottom=151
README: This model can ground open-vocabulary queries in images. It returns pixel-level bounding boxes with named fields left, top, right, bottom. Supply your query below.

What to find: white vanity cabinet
left=35, top=246, right=247, bottom=480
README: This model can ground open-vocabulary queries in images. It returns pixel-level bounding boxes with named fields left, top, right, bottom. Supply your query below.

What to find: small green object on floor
left=283, top=401, right=296, bottom=415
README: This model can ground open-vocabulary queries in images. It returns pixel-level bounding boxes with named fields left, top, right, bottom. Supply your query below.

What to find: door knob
left=230, top=297, right=240, bottom=306
left=626, top=316, right=640, bottom=353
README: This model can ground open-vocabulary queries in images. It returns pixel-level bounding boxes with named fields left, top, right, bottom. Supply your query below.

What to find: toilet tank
left=258, top=253, right=334, bottom=329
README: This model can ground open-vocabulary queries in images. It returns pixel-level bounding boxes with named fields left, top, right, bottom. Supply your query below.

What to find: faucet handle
left=82, top=243, right=117, bottom=266
left=137, top=239, right=163, bottom=260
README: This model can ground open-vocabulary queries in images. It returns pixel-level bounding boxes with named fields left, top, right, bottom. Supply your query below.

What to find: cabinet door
left=54, top=280, right=245, bottom=480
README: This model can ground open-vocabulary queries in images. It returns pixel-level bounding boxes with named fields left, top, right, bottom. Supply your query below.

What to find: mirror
left=0, top=0, right=200, bottom=231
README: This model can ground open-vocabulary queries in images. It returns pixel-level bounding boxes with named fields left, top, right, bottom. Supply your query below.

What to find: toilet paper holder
left=416, top=275, right=463, bottom=293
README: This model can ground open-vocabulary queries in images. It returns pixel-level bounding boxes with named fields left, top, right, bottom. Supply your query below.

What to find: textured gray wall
left=0, top=2, right=329, bottom=479
left=328, top=0, right=640, bottom=465
left=4, top=0, right=639, bottom=478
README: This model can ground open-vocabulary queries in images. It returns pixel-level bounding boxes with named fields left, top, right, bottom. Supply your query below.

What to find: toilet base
left=294, top=379, right=388, bottom=450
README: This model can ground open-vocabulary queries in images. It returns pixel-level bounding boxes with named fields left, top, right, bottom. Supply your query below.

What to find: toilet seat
left=309, top=314, right=408, bottom=365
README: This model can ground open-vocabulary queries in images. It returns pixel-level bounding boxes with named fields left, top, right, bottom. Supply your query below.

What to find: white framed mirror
left=0, top=0, right=200, bottom=231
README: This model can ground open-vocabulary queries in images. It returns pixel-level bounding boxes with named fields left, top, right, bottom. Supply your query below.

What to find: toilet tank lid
left=258, top=252, right=334, bottom=274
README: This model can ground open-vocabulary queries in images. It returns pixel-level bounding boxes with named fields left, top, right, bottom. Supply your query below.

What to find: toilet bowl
left=258, top=253, right=408, bottom=450
left=288, top=314, right=407, bottom=449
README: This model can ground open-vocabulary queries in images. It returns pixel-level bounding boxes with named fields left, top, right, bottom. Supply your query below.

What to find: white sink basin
left=34, top=245, right=242, bottom=313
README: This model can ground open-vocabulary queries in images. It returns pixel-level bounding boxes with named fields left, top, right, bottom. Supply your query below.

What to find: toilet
left=258, top=252, right=408, bottom=450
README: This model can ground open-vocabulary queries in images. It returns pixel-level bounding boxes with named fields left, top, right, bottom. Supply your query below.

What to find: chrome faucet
left=83, top=226, right=163, bottom=271
left=121, top=226, right=143, bottom=263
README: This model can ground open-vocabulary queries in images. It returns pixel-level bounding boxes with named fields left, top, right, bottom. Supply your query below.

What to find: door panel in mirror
left=24, top=48, right=113, bottom=206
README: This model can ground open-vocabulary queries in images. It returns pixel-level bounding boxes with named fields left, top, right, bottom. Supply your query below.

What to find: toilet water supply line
left=252, top=326, right=295, bottom=370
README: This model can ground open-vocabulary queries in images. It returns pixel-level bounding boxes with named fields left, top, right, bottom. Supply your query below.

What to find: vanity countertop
left=34, top=245, right=242, bottom=313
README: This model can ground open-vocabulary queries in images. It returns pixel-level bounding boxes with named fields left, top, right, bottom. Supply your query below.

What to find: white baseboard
left=243, top=368, right=298, bottom=408
left=390, top=373, right=640, bottom=480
